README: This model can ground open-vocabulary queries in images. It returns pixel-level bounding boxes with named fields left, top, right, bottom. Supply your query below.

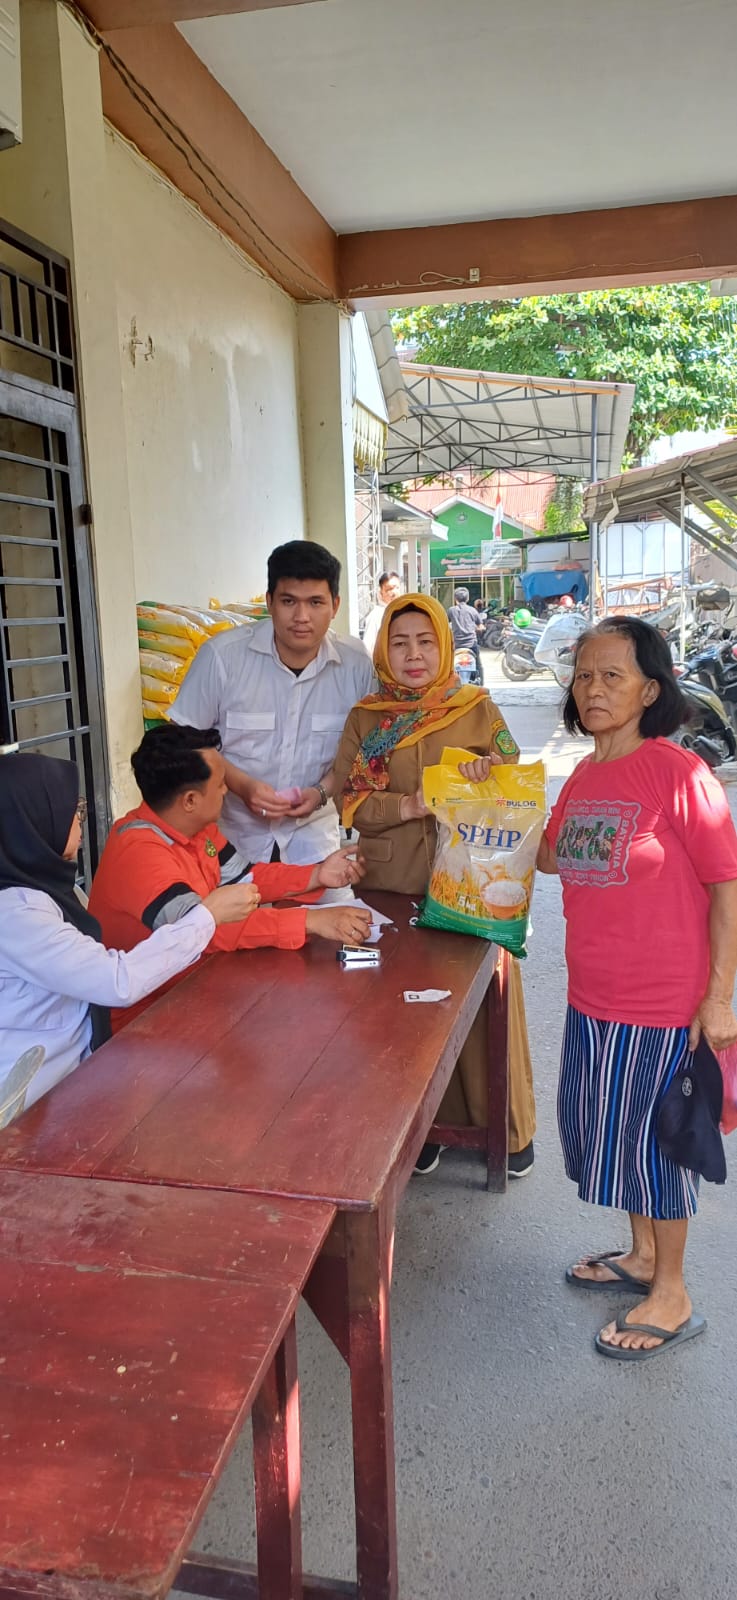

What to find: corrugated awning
left=353, top=401, right=387, bottom=472
left=583, top=436, right=737, bottom=575
left=381, top=364, right=634, bottom=486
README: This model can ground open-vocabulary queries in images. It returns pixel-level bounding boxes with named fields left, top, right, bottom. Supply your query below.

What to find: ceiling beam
left=97, top=23, right=338, bottom=301
left=338, top=194, right=737, bottom=307
left=84, top=0, right=328, bottom=28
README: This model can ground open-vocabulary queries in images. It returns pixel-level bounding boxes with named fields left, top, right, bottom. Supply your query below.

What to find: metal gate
left=0, top=222, right=109, bottom=880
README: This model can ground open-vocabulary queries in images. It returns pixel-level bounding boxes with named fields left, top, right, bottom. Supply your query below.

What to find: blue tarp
left=520, top=568, right=589, bottom=603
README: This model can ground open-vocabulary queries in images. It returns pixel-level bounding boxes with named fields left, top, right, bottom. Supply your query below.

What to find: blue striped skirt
left=558, top=1007, right=699, bottom=1220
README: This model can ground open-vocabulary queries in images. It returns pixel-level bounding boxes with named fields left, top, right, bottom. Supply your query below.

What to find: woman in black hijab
left=0, top=752, right=257, bottom=1126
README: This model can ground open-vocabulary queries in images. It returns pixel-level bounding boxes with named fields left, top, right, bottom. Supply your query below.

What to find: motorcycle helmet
left=513, top=608, right=533, bottom=628
left=559, top=594, right=575, bottom=609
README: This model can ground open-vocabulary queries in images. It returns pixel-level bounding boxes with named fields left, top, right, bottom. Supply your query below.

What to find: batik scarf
left=342, top=594, right=487, bottom=828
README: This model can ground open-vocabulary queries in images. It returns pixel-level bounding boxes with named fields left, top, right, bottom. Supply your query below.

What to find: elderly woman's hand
left=689, top=996, right=737, bottom=1053
left=400, top=787, right=430, bottom=822
left=458, top=754, right=503, bottom=784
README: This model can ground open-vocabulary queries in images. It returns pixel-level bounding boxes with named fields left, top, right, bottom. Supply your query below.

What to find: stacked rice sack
left=137, top=603, right=239, bottom=726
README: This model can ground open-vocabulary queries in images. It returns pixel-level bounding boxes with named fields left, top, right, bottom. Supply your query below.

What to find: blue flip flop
left=595, top=1310, right=706, bottom=1361
left=565, top=1250, right=651, bottom=1294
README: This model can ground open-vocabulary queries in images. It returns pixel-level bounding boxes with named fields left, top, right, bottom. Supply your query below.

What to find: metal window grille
left=0, top=221, right=109, bottom=883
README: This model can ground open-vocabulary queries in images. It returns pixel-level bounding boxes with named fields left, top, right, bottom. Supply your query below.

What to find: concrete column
left=419, top=541, right=431, bottom=592
left=0, top=0, right=141, bottom=812
left=297, top=302, right=358, bottom=635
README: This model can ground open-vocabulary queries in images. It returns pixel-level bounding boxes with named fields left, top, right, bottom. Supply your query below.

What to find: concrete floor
left=189, top=662, right=737, bottom=1600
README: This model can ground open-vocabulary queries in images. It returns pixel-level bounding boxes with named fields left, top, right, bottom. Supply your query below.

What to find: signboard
left=480, top=541, right=522, bottom=569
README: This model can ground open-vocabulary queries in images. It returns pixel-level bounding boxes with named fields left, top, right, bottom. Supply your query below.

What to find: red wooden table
left=0, top=894, right=509, bottom=1600
left=0, top=1169, right=338, bottom=1600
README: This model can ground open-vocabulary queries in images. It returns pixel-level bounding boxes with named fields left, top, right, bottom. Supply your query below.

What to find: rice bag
left=138, top=649, right=190, bottom=684
left=137, top=631, right=195, bottom=661
left=137, top=606, right=209, bottom=648
left=418, top=747, right=547, bottom=956
left=140, top=673, right=178, bottom=705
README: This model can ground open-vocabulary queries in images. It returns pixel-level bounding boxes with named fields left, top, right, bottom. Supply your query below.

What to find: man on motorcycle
left=447, top=587, right=484, bottom=684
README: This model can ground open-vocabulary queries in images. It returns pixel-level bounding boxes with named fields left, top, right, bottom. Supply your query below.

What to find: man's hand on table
left=305, top=906, right=372, bottom=944
left=308, top=847, right=366, bottom=893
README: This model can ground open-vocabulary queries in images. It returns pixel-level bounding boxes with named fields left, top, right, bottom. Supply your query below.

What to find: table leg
left=486, top=947, right=510, bottom=1193
left=345, top=1205, right=397, bottom=1600
left=252, top=1319, right=303, bottom=1600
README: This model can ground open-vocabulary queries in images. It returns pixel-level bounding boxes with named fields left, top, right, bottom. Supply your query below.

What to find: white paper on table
left=403, top=989, right=452, bottom=1004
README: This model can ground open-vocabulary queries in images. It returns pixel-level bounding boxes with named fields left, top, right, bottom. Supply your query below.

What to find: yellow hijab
left=342, top=593, right=486, bottom=827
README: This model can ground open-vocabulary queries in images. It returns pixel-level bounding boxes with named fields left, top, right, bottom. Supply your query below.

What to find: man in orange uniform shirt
left=89, top=723, right=370, bottom=1032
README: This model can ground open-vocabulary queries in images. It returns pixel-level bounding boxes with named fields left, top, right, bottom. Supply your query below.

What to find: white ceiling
left=180, top=0, right=737, bottom=234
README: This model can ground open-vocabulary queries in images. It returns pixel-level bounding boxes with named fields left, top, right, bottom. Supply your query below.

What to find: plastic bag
left=418, top=747, right=547, bottom=956
left=142, top=700, right=168, bottom=723
left=717, top=1042, right=737, bottom=1134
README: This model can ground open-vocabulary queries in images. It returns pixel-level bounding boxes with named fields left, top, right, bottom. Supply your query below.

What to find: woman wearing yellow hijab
left=333, top=594, right=536, bottom=1176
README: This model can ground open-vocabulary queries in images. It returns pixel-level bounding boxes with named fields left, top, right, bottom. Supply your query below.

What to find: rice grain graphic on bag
left=418, top=747, right=547, bottom=956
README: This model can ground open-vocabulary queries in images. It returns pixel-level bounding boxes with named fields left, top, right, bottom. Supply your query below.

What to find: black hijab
left=0, top=753, right=111, bottom=1048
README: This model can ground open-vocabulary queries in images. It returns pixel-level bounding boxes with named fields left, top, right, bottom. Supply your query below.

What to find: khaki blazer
left=332, top=697, right=517, bottom=896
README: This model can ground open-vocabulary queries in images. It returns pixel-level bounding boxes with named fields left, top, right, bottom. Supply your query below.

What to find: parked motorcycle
left=500, top=620, right=545, bottom=680
left=453, top=646, right=482, bottom=686
left=673, top=665, right=737, bottom=767
left=684, top=635, right=737, bottom=732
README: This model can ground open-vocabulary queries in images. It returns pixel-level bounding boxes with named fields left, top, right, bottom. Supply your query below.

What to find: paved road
left=191, top=690, right=737, bottom=1600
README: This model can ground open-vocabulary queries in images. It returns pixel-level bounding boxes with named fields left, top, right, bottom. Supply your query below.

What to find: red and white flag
left=493, top=494, right=503, bottom=540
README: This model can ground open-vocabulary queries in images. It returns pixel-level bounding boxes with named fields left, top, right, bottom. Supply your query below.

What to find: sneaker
left=414, top=1142, right=442, bottom=1175
left=507, top=1141, right=534, bottom=1179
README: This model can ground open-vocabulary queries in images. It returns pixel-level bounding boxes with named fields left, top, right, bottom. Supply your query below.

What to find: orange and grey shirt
left=89, top=801, right=314, bottom=1032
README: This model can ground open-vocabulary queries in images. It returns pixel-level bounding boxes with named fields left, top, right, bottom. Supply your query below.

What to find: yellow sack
left=142, top=700, right=168, bottom=722
left=138, top=631, right=195, bottom=661
left=138, top=649, right=190, bottom=685
left=163, top=604, right=234, bottom=636
left=137, top=606, right=208, bottom=648
left=140, top=672, right=178, bottom=706
left=419, top=747, right=546, bottom=956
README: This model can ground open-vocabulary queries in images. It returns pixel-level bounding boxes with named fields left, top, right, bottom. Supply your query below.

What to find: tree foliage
left=391, top=285, right=737, bottom=463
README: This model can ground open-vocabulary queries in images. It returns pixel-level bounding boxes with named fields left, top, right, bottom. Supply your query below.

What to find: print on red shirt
left=555, top=800, right=641, bottom=887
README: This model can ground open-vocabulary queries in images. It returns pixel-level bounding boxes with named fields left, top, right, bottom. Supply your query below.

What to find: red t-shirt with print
left=544, top=738, right=737, bottom=1027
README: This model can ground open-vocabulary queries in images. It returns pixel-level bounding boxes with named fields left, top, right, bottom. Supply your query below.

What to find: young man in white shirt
left=171, top=541, right=376, bottom=865
left=361, top=571, right=403, bottom=659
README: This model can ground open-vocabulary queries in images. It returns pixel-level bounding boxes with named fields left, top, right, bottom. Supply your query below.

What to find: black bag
left=656, top=1037, right=726, bottom=1184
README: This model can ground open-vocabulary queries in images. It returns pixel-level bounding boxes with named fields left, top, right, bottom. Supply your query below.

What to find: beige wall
left=106, top=130, right=306, bottom=611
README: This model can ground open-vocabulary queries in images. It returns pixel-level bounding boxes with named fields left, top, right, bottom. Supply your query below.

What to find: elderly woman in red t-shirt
left=537, top=616, right=737, bottom=1361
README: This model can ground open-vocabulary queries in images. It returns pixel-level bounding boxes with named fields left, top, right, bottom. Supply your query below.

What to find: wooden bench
left=0, top=1170, right=337, bottom=1600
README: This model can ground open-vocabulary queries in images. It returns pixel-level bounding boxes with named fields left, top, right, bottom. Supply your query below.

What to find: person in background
left=362, top=571, right=404, bottom=658
left=89, top=724, right=371, bottom=1034
left=447, top=586, right=484, bottom=684
left=170, top=541, right=375, bottom=868
left=537, top=616, right=737, bottom=1360
left=0, top=753, right=257, bottom=1127
left=332, top=594, right=536, bottom=1178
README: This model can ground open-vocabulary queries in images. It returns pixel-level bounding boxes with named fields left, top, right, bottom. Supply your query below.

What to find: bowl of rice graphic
left=481, top=878, right=527, bottom=921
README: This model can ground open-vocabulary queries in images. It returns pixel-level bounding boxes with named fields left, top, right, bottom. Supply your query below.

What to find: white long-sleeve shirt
left=0, top=887, right=215, bottom=1123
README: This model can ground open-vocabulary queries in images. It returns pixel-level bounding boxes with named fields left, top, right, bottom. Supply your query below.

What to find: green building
left=427, top=495, right=525, bottom=609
